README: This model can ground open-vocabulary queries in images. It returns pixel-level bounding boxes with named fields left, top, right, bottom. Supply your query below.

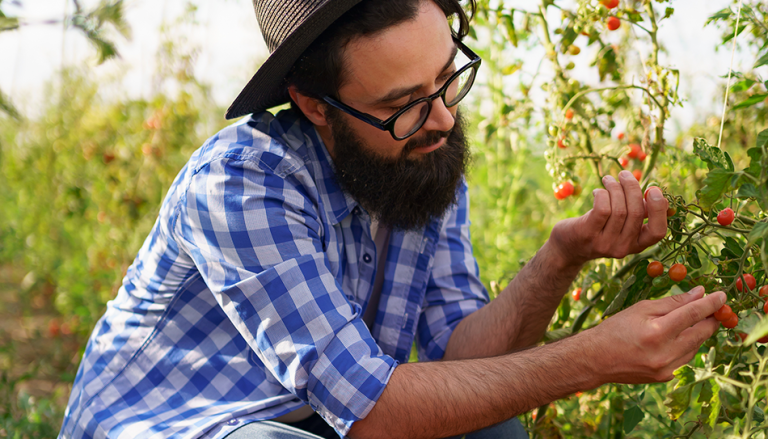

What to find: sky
left=0, top=0, right=761, bottom=132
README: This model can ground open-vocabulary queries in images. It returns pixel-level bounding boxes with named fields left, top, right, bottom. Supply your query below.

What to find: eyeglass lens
left=392, top=65, right=476, bottom=139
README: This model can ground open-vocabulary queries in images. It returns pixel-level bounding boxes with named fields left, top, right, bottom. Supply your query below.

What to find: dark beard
left=327, top=107, right=470, bottom=231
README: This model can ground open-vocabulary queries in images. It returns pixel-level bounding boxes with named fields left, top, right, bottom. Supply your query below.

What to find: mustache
left=403, top=128, right=452, bottom=153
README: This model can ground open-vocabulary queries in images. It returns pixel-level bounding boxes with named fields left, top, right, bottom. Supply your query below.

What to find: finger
left=646, top=285, right=706, bottom=314
left=618, top=170, right=645, bottom=243
left=675, top=319, right=720, bottom=359
left=600, top=175, right=627, bottom=239
left=636, top=187, right=669, bottom=250
left=661, top=290, right=727, bottom=335
left=583, top=189, right=612, bottom=235
left=659, top=344, right=702, bottom=382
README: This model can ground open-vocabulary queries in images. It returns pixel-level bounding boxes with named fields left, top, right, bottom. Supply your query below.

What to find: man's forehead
left=339, top=1, right=455, bottom=105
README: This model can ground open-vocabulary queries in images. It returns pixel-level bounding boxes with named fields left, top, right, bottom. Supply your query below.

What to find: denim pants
left=223, top=412, right=529, bottom=439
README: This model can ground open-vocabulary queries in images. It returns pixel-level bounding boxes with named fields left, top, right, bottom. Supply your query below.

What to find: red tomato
left=763, top=301, right=768, bottom=314
left=558, top=137, right=567, bottom=149
left=721, top=314, right=739, bottom=329
left=717, top=208, right=735, bottom=226
left=637, top=151, right=647, bottom=161
left=572, top=288, right=582, bottom=301
left=668, top=264, right=687, bottom=282
left=760, top=285, right=768, bottom=298
left=737, top=332, right=747, bottom=342
left=627, top=143, right=641, bottom=159
left=617, top=132, right=625, bottom=140
left=736, top=274, right=756, bottom=292
left=48, top=320, right=61, bottom=338
left=759, top=335, right=768, bottom=344
left=632, top=169, right=642, bottom=181
left=557, top=181, right=575, bottom=199
left=565, top=109, right=574, bottom=120
left=646, top=261, right=664, bottom=278
left=606, top=16, right=621, bottom=31
left=713, top=305, right=734, bottom=322
left=601, top=0, right=620, bottom=8
left=619, top=157, right=629, bottom=168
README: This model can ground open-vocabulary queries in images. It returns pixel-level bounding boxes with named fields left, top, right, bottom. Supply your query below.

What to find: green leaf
left=663, top=7, right=674, bottom=19
left=758, top=129, right=768, bottom=150
left=737, top=183, right=758, bottom=199
left=664, top=365, right=696, bottom=421
left=730, top=78, right=756, bottom=93
left=0, top=88, right=20, bottom=119
left=603, top=275, right=635, bottom=317
left=733, top=94, right=768, bottom=110
left=756, top=51, right=768, bottom=69
left=0, top=16, right=19, bottom=31
left=724, top=237, right=744, bottom=257
left=688, top=246, right=702, bottom=269
left=697, top=168, right=734, bottom=209
left=699, top=379, right=721, bottom=429
left=502, top=13, right=518, bottom=47
left=693, top=138, right=732, bottom=171
left=623, top=405, right=645, bottom=434
left=748, top=221, right=768, bottom=245
left=744, top=314, right=768, bottom=346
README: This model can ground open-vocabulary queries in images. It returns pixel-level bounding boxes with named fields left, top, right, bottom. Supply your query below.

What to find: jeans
left=223, top=412, right=529, bottom=439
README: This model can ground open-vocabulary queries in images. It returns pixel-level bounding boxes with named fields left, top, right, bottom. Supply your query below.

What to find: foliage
left=468, top=0, right=768, bottom=437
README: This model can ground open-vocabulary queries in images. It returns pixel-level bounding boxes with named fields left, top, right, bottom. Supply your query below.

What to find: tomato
left=601, top=0, right=620, bottom=9
left=717, top=208, right=735, bottom=226
left=554, top=188, right=567, bottom=200
left=617, top=132, right=625, bottom=140
left=627, top=143, right=641, bottom=159
left=558, top=137, right=567, bottom=149
left=737, top=332, right=748, bottom=342
left=668, top=263, right=687, bottom=282
left=565, top=109, right=575, bottom=119
left=572, top=288, right=582, bottom=301
left=606, top=16, right=621, bottom=31
left=713, top=305, right=734, bottom=322
left=632, top=169, right=642, bottom=181
left=763, top=300, right=768, bottom=314
left=736, top=273, right=756, bottom=292
left=48, top=320, right=61, bottom=338
left=646, top=261, right=664, bottom=278
left=637, top=151, right=647, bottom=161
left=548, top=125, right=559, bottom=137
left=556, top=181, right=575, bottom=199
left=760, top=285, right=768, bottom=298
left=568, top=45, right=581, bottom=56
left=721, top=313, right=739, bottom=329
left=619, top=157, right=629, bottom=168
left=572, top=184, right=583, bottom=197
left=760, top=335, right=768, bottom=344
left=667, top=206, right=677, bottom=217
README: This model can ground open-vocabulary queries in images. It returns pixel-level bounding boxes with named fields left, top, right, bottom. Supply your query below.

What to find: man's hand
left=586, top=286, right=726, bottom=384
left=549, top=170, right=669, bottom=267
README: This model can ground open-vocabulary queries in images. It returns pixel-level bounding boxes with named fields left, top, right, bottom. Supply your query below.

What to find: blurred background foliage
left=0, top=0, right=767, bottom=437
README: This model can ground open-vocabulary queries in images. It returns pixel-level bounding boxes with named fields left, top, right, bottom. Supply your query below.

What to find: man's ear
left=288, top=86, right=330, bottom=127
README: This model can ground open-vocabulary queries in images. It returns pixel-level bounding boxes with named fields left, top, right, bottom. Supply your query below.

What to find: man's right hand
left=586, top=286, right=726, bottom=385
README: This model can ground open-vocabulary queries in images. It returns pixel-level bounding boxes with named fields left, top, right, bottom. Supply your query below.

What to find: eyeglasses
left=322, top=36, right=481, bottom=141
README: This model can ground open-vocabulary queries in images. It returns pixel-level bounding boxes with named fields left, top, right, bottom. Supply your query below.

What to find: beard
left=326, top=107, right=470, bottom=232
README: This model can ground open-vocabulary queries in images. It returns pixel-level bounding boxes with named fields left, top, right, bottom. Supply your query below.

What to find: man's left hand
left=549, top=170, right=669, bottom=267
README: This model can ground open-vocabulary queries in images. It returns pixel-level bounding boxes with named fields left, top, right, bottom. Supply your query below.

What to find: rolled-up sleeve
left=417, top=181, right=490, bottom=361
left=172, top=154, right=397, bottom=437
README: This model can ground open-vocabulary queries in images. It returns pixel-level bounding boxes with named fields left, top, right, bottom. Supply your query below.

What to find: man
left=58, top=0, right=727, bottom=438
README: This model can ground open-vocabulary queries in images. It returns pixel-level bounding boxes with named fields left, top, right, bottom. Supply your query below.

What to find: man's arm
left=443, top=171, right=670, bottom=360
left=349, top=288, right=725, bottom=439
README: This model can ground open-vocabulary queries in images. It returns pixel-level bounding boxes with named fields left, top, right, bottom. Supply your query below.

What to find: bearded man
left=58, top=1, right=727, bottom=438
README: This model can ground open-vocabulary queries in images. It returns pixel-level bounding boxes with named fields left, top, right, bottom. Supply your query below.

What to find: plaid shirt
left=59, top=109, right=490, bottom=439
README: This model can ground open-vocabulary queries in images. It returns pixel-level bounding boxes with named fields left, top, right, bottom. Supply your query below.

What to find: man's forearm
left=348, top=330, right=600, bottom=439
left=443, top=239, right=584, bottom=360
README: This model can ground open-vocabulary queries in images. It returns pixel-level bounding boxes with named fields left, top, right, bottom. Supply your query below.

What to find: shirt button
left=227, top=418, right=239, bottom=426
left=362, top=254, right=372, bottom=263
left=352, top=207, right=361, bottom=215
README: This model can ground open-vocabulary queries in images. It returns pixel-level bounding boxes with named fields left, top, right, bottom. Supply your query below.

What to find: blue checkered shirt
left=59, top=109, right=490, bottom=439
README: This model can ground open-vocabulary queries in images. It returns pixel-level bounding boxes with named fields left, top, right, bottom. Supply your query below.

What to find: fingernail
left=717, top=291, right=726, bottom=305
left=619, top=170, right=632, bottom=179
left=650, top=187, right=664, bottom=201
left=687, top=285, right=704, bottom=295
left=593, top=189, right=598, bottom=197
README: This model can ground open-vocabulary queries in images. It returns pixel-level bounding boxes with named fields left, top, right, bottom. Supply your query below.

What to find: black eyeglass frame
left=322, top=36, right=481, bottom=141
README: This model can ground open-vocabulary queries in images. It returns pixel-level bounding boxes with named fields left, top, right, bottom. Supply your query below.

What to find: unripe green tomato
left=652, top=276, right=669, bottom=288
left=565, top=62, right=575, bottom=70
left=548, top=125, right=559, bottom=137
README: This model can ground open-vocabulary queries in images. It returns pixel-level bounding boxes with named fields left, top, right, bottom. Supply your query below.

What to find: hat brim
left=226, top=0, right=363, bottom=119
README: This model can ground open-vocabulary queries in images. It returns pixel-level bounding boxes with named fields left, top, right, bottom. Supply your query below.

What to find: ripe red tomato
left=668, top=264, right=687, bottom=282
left=737, top=332, right=747, bottom=342
left=646, top=261, right=664, bottom=278
left=760, top=335, right=768, bottom=344
left=48, top=320, right=61, bottom=338
left=555, top=181, right=575, bottom=200
left=721, top=314, right=739, bottom=329
left=619, top=157, right=629, bottom=168
left=713, top=305, right=734, bottom=321
left=759, top=285, right=768, bottom=298
left=617, top=132, right=625, bottom=140
left=572, top=288, right=582, bottom=301
left=606, top=16, right=621, bottom=31
left=632, top=169, right=642, bottom=181
left=565, top=109, right=574, bottom=119
left=763, top=300, right=768, bottom=314
left=717, top=208, right=735, bottom=226
left=736, top=274, right=756, bottom=292
left=601, top=0, right=620, bottom=9
left=627, top=143, right=641, bottom=159
left=667, top=206, right=677, bottom=217
left=637, top=151, right=647, bottom=161
left=558, top=137, right=567, bottom=149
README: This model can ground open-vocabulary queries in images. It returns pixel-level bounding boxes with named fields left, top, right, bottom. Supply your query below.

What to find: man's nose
left=420, top=97, right=455, bottom=134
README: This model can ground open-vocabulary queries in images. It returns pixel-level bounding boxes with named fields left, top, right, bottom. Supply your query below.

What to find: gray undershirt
left=363, top=220, right=390, bottom=329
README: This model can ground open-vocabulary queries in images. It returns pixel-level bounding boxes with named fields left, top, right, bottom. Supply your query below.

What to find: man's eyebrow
left=372, top=43, right=459, bottom=106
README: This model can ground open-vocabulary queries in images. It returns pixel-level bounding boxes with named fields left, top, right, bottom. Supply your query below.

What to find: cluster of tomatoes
left=554, top=181, right=580, bottom=200
left=600, top=0, right=621, bottom=31
left=646, top=261, right=688, bottom=282
left=617, top=137, right=645, bottom=181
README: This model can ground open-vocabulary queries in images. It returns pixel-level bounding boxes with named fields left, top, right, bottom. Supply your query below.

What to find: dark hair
left=286, top=0, right=475, bottom=114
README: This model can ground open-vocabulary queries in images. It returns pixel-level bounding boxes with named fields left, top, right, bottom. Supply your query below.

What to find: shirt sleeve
left=172, top=153, right=397, bottom=438
left=416, top=180, right=490, bottom=361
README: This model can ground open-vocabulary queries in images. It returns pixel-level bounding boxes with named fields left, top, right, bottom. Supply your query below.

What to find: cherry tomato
left=737, top=332, right=748, bottom=342
left=759, top=285, right=768, bottom=298
left=572, top=288, right=582, bottom=301
left=717, top=208, right=735, bottom=226
left=668, top=263, right=687, bottom=282
left=760, top=335, right=768, bottom=344
left=617, top=132, right=625, bottom=140
left=572, top=184, right=583, bottom=197
left=565, top=109, right=574, bottom=119
left=557, top=137, right=567, bottom=149
left=721, top=313, right=739, bottom=329
left=557, top=181, right=575, bottom=199
left=619, top=157, right=629, bottom=168
left=763, top=301, right=768, bottom=314
left=627, top=143, right=641, bottom=159
left=667, top=206, right=677, bottom=217
left=568, top=45, right=581, bottom=56
left=736, top=273, right=756, bottom=292
left=637, top=151, right=647, bottom=161
left=632, top=169, right=642, bottom=181
left=606, top=16, right=621, bottom=31
left=601, top=0, right=620, bottom=9
left=714, top=305, right=734, bottom=322
left=646, top=261, right=664, bottom=278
